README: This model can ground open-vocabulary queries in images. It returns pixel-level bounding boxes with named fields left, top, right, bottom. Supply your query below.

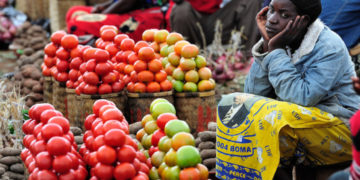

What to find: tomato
left=31, top=104, right=55, bottom=121
left=21, top=148, right=30, bottom=161
left=57, top=72, right=69, bottom=82
left=98, top=105, right=116, bottom=118
left=50, top=66, right=59, bottom=78
left=94, top=163, right=114, bottom=179
left=137, top=71, right=154, bottom=83
left=151, top=129, right=165, bottom=146
left=74, top=166, right=88, bottom=180
left=136, top=152, right=147, bottom=163
left=128, top=52, right=138, bottom=65
left=70, top=45, right=83, bottom=58
left=95, top=49, right=110, bottom=63
left=134, top=82, right=147, bottom=93
left=88, top=151, right=99, bottom=167
left=146, top=82, right=161, bottom=93
left=44, top=55, right=56, bottom=67
left=83, top=84, right=98, bottom=95
left=42, top=66, right=52, bottom=76
left=105, top=44, right=118, bottom=57
left=83, top=48, right=97, bottom=61
left=61, top=34, right=78, bottom=50
left=134, top=41, right=150, bottom=53
left=56, top=47, right=70, bottom=60
left=40, top=109, right=63, bottom=124
left=104, top=129, right=126, bottom=147
left=68, top=69, right=79, bottom=82
left=47, top=137, right=71, bottom=156
left=93, top=122, right=105, bottom=137
left=64, top=131, right=75, bottom=143
left=149, top=146, right=159, bottom=157
left=95, top=62, right=113, bottom=76
left=28, top=161, right=36, bottom=173
left=48, top=116, right=70, bottom=133
left=85, top=114, right=96, bottom=130
left=114, top=34, right=129, bottom=46
left=101, top=73, right=116, bottom=84
left=101, top=109, right=124, bottom=122
left=22, top=119, right=36, bottom=135
left=114, top=163, right=136, bottom=180
left=59, top=170, right=76, bottom=180
left=53, top=154, right=72, bottom=174
left=101, top=29, right=117, bottom=41
left=92, top=135, right=105, bottom=151
left=148, top=59, right=162, bottom=73
left=51, top=31, right=66, bottom=45
left=31, top=140, right=47, bottom=155
left=117, top=145, right=136, bottom=163
left=156, top=113, right=177, bottom=130
left=79, top=62, right=87, bottom=74
left=56, top=59, right=69, bottom=72
left=68, top=153, right=80, bottom=170
left=86, top=59, right=97, bottom=72
left=83, top=71, right=100, bottom=85
left=66, top=80, right=75, bottom=88
left=70, top=57, right=83, bottom=70
left=41, top=123, right=63, bottom=141
left=160, top=80, right=173, bottom=91
left=155, top=70, right=167, bottom=82
left=138, top=47, right=155, bottom=62
left=96, top=145, right=117, bottom=164
left=37, top=169, right=57, bottom=180
left=120, top=38, right=135, bottom=51
left=179, top=167, right=201, bottom=180
left=33, top=123, right=43, bottom=137
left=99, top=84, right=112, bottom=94
left=44, top=43, right=58, bottom=57
left=93, top=100, right=115, bottom=116
left=35, top=151, right=52, bottom=170
left=103, top=120, right=123, bottom=132
left=139, top=163, right=150, bottom=174
left=124, top=136, right=137, bottom=150
left=91, top=118, right=103, bottom=131
left=134, top=60, right=147, bottom=73
left=23, top=135, right=36, bottom=148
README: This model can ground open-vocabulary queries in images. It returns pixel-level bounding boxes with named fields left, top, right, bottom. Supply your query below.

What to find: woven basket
left=49, top=0, right=86, bottom=32
left=16, top=0, right=49, bottom=19
left=52, top=81, right=67, bottom=116
left=66, top=88, right=82, bottom=128
left=80, top=91, right=127, bottom=128
left=126, top=91, right=174, bottom=123
left=174, top=90, right=217, bottom=134
left=43, top=76, right=53, bottom=104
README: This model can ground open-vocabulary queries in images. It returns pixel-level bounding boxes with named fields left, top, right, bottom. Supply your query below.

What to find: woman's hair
left=288, top=0, right=322, bottom=24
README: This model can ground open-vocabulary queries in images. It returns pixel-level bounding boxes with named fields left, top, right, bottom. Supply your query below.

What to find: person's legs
left=202, top=0, right=262, bottom=54
left=170, top=1, right=203, bottom=46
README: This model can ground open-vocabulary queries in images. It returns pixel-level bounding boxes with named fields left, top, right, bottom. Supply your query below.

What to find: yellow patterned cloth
left=216, top=93, right=352, bottom=180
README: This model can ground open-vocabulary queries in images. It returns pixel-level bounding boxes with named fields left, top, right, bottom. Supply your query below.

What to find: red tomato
left=20, top=148, right=30, bottom=161
left=66, top=80, right=75, bottom=88
left=83, top=72, right=100, bottom=85
left=101, top=109, right=124, bottom=122
left=93, top=122, right=105, bottom=137
left=85, top=59, right=96, bottom=72
left=56, top=59, right=69, bottom=72
left=112, top=81, right=125, bottom=92
left=83, top=84, right=98, bottom=95
left=23, top=135, right=36, bottom=149
left=70, top=45, right=83, bottom=58
left=98, top=84, right=112, bottom=95
left=48, top=116, right=70, bottom=134
left=95, top=62, right=113, bottom=76
left=104, top=129, right=126, bottom=147
left=124, top=136, right=137, bottom=150
left=85, top=114, right=96, bottom=130
left=68, top=153, right=80, bottom=170
left=44, top=55, right=56, bottom=67
left=139, top=163, right=150, bottom=174
left=63, top=131, right=75, bottom=143
left=120, top=38, right=135, bottom=51
left=53, top=154, right=72, bottom=174
left=56, top=47, right=70, bottom=60
left=136, top=152, right=147, bottom=163
left=35, top=151, right=52, bottom=170
left=44, top=43, right=58, bottom=57
left=74, top=166, right=88, bottom=180
left=117, top=145, right=136, bottom=163
left=114, top=163, right=136, bottom=180
left=83, top=48, right=97, bottom=61
left=30, top=104, right=55, bottom=121
left=92, top=135, right=105, bottom=151
left=102, top=72, right=117, bottom=84
left=33, top=123, right=43, bottom=137
left=47, top=137, right=71, bottom=156
left=28, top=161, right=36, bottom=173
left=96, top=145, right=117, bottom=165
left=133, top=172, right=150, bottom=180
left=61, top=34, right=78, bottom=50
left=95, top=49, right=110, bottom=63
left=91, top=118, right=103, bottom=131
left=114, top=34, right=129, bottom=46
left=103, top=120, right=123, bottom=132
left=22, top=119, right=36, bottom=135
left=128, top=53, right=138, bottom=65
left=31, top=140, right=47, bottom=155
left=94, top=163, right=114, bottom=180
left=148, top=146, right=159, bottom=157
left=79, top=62, right=87, bottom=74
left=88, top=151, right=99, bottom=167
left=51, top=31, right=66, bottom=45
left=92, top=99, right=115, bottom=117
left=37, top=169, right=57, bottom=180
left=105, top=44, right=118, bottom=57
left=57, top=72, right=69, bottom=82
left=98, top=105, right=116, bottom=118
left=69, top=69, right=80, bottom=82
left=101, top=29, right=117, bottom=41
left=41, top=123, right=63, bottom=141
left=59, top=170, right=76, bottom=180
left=70, top=57, right=83, bottom=70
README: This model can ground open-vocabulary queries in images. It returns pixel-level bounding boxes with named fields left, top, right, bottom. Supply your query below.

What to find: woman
left=216, top=0, right=360, bottom=179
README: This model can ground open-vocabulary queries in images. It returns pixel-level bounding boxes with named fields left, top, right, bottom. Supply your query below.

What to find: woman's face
left=266, top=0, right=299, bottom=38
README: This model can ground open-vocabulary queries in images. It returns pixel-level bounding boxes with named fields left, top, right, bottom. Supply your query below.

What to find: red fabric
left=351, top=110, right=360, bottom=164
left=66, top=6, right=165, bottom=42
left=187, top=0, right=222, bottom=14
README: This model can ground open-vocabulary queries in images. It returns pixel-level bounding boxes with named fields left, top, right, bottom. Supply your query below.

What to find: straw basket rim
left=44, top=76, right=52, bottom=81
left=65, top=88, right=76, bottom=93
left=80, top=91, right=125, bottom=99
left=127, top=90, right=173, bottom=98
left=175, top=90, right=215, bottom=97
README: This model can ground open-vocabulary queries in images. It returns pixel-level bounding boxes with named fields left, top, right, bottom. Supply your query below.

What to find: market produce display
left=0, top=148, right=24, bottom=180
left=135, top=98, right=209, bottom=180
left=21, top=103, right=88, bottom=180
left=79, top=99, right=150, bottom=179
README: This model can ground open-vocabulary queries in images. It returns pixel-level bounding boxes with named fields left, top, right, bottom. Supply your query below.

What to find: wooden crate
left=49, top=0, right=86, bottom=32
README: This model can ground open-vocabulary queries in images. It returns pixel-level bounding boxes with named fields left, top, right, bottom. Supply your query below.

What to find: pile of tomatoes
left=21, top=104, right=87, bottom=180
left=79, top=99, right=151, bottom=179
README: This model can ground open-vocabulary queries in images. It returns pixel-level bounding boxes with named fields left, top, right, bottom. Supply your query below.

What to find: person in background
left=66, top=0, right=168, bottom=41
left=169, top=0, right=262, bottom=56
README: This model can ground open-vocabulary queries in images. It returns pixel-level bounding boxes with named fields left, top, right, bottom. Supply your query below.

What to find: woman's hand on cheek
left=268, top=16, right=308, bottom=52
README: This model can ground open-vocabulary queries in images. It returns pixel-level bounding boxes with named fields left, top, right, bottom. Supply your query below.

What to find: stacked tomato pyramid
left=21, top=104, right=87, bottom=180
left=79, top=99, right=151, bottom=179
left=136, top=98, right=209, bottom=180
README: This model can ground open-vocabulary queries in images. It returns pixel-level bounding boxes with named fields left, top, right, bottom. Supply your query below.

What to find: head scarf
left=288, top=0, right=322, bottom=23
